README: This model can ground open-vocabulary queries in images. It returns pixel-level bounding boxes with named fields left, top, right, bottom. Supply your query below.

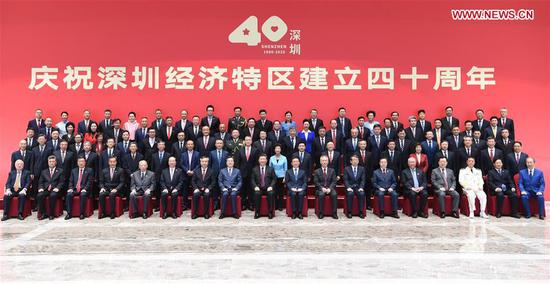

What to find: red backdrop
left=1, top=0, right=549, bottom=197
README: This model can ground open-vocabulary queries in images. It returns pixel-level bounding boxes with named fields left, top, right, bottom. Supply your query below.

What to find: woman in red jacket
left=409, top=143, right=429, bottom=173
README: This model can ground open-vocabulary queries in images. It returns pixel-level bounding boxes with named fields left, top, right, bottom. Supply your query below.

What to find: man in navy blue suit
left=2, top=160, right=31, bottom=221
left=218, top=156, right=242, bottom=219
left=372, top=158, right=398, bottom=218
left=518, top=157, right=545, bottom=219
left=181, top=140, right=199, bottom=209
left=343, top=155, right=366, bottom=219
left=286, top=157, right=308, bottom=219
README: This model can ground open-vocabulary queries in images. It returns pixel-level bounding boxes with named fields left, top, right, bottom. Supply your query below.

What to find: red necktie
left=167, top=127, right=171, bottom=140
left=76, top=168, right=83, bottom=192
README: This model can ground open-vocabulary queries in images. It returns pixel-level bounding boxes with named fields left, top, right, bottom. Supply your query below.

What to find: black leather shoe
left=298, top=213, right=303, bottom=219
left=172, top=213, right=177, bottom=219
left=367, top=206, right=372, bottom=210
left=452, top=211, right=460, bottom=218
left=254, top=212, right=260, bottom=219
left=379, top=211, right=385, bottom=219
left=234, top=214, right=239, bottom=219
left=332, top=213, right=339, bottom=219
left=205, top=214, right=210, bottom=219
left=539, top=215, right=545, bottom=220
left=268, top=212, right=273, bottom=219
left=162, top=213, right=168, bottom=219
left=291, top=213, right=296, bottom=219
left=412, top=212, right=418, bottom=218
left=17, top=214, right=24, bottom=220
left=359, top=213, right=365, bottom=219
left=418, top=212, right=427, bottom=218
left=99, top=213, right=105, bottom=219
left=79, top=214, right=85, bottom=220
left=440, top=213, right=445, bottom=218
left=1, top=216, right=8, bottom=221
left=38, top=215, right=47, bottom=220
left=65, top=215, right=71, bottom=220
left=496, top=213, right=502, bottom=218
left=219, top=214, right=225, bottom=219
left=110, top=213, right=115, bottom=219
left=318, top=213, right=324, bottom=219
left=511, top=213, right=521, bottom=219
left=346, top=213, right=352, bottom=219
left=192, top=214, right=198, bottom=219
left=49, top=216, right=54, bottom=220
left=142, top=213, right=148, bottom=219
left=391, top=212, right=400, bottom=219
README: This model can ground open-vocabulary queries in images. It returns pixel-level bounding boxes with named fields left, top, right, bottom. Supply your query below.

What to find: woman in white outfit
left=459, top=157, right=488, bottom=219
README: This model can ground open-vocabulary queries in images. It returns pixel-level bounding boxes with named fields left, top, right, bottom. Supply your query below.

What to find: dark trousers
left=98, top=189, right=119, bottom=215
left=289, top=190, right=306, bottom=214
left=407, top=189, right=428, bottom=213
left=192, top=189, right=211, bottom=214
left=181, top=179, right=190, bottom=208
left=316, top=189, right=337, bottom=214
left=65, top=190, right=88, bottom=215
left=375, top=189, right=398, bottom=213
left=129, top=190, right=151, bottom=214
left=241, top=176, right=252, bottom=207
left=253, top=188, right=274, bottom=213
left=521, top=191, right=545, bottom=217
left=161, top=189, right=180, bottom=213
left=435, top=190, right=460, bottom=213
left=36, top=190, right=59, bottom=216
left=2, top=192, right=26, bottom=216
left=221, top=189, right=239, bottom=215
left=275, top=177, right=284, bottom=210
left=345, top=189, right=365, bottom=214
left=495, top=190, right=518, bottom=215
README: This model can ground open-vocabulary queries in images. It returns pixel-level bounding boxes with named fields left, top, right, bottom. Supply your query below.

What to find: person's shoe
left=154, top=207, right=160, bottom=212
left=367, top=206, right=373, bottom=210
left=539, top=215, right=545, bottom=220
left=379, top=211, right=385, bottom=219
left=205, top=214, right=210, bottom=219
left=110, top=213, right=115, bottom=219
left=172, top=213, right=178, bottom=219
left=511, top=213, right=521, bottom=219
left=234, top=214, right=239, bottom=219
left=469, top=213, right=474, bottom=219
left=332, top=213, right=339, bottom=219
left=191, top=214, right=198, bottom=219
left=162, top=212, right=168, bottom=219
left=412, top=212, right=418, bottom=218
left=219, top=214, right=225, bottom=219
left=17, top=214, right=24, bottom=220
left=496, top=213, right=502, bottom=218
left=65, top=214, right=71, bottom=220
left=391, top=212, right=399, bottom=219
left=346, top=213, right=352, bottom=219
left=298, top=213, right=303, bottom=219
left=525, top=214, right=531, bottom=219
left=99, top=213, right=105, bottom=219
left=418, top=212, right=427, bottom=218
left=268, top=212, right=273, bottom=219
left=277, top=207, right=283, bottom=211
left=1, top=215, right=8, bottom=221
left=254, top=212, right=260, bottom=219
left=248, top=206, right=254, bottom=211
left=359, top=213, right=365, bottom=219
left=292, top=213, right=296, bottom=219
left=49, top=216, right=54, bottom=220
left=38, top=215, right=47, bottom=220
left=241, top=204, right=246, bottom=211
left=79, top=214, right=85, bottom=220
left=452, top=211, right=460, bottom=218
left=142, top=213, right=148, bottom=219
left=318, top=213, right=324, bottom=219
left=480, top=212, right=489, bottom=219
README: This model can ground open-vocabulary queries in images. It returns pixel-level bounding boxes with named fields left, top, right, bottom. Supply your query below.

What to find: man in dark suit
left=488, top=159, right=520, bottom=218
left=171, top=131, right=187, bottom=167
left=457, top=137, right=479, bottom=169
left=218, top=157, right=242, bottom=219
left=253, top=131, right=273, bottom=158
left=2, top=160, right=31, bottom=221
left=479, top=137, right=504, bottom=175
left=381, top=119, right=397, bottom=141
left=195, top=126, right=215, bottom=156
left=314, top=155, right=338, bottom=219
left=80, top=142, right=100, bottom=189
left=24, top=128, right=38, bottom=149
left=117, top=132, right=132, bottom=155
left=368, top=125, right=387, bottom=164
left=434, top=141, right=457, bottom=174
left=432, top=119, right=448, bottom=148
left=506, top=142, right=528, bottom=175
left=344, top=128, right=361, bottom=166
left=401, top=157, right=428, bottom=218
left=268, top=121, right=286, bottom=145
left=498, top=108, right=515, bottom=140
left=98, top=156, right=125, bottom=219
left=472, top=131, right=487, bottom=151
left=380, top=141, right=402, bottom=180
left=282, top=128, right=302, bottom=160
left=446, top=127, right=464, bottom=152
left=100, top=138, right=120, bottom=170
left=390, top=111, right=404, bottom=131
left=257, top=109, right=273, bottom=133
left=139, top=129, right=158, bottom=160
left=54, top=140, right=75, bottom=191
left=209, top=139, right=229, bottom=173
left=322, top=141, right=342, bottom=179
left=355, top=140, right=373, bottom=209
left=461, top=120, right=475, bottom=138
left=343, top=155, right=366, bottom=218
left=97, top=109, right=113, bottom=134
left=308, top=109, right=324, bottom=135
left=175, top=110, right=192, bottom=134
left=335, top=107, right=352, bottom=139
left=27, top=109, right=45, bottom=133
left=200, top=105, right=220, bottom=134
left=11, top=139, right=33, bottom=172
left=441, top=106, right=459, bottom=132
left=396, top=129, right=413, bottom=157
left=159, top=117, right=177, bottom=152
left=135, top=117, right=150, bottom=145
left=191, top=156, right=215, bottom=219
left=405, top=116, right=424, bottom=143
left=104, top=119, right=124, bottom=144
left=186, top=116, right=202, bottom=142
left=214, top=123, right=230, bottom=142
left=372, top=158, right=398, bottom=218
left=160, top=157, right=184, bottom=219
left=417, top=109, right=432, bottom=135
left=356, top=116, right=371, bottom=140
left=150, top=108, right=165, bottom=132
left=181, top=140, right=200, bottom=208
left=242, top=118, right=260, bottom=142
left=236, top=136, right=259, bottom=210
left=326, top=119, right=344, bottom=153
left=36, top=156, right=64, bottom=220
left=31, top=135, right=52, bottom=199
left=496, top=129, right=514, bottom=157
left=122, top=143, right=143, bottom=189
left=251, top=154, right=276, bottom=219
left=473, top=109, right=490, bottom=137
left=312, top=126, right=329, bottom=168
left=292, top=142, right=313, bottom=179
left=284, top=157, right=306, bottom=219
left=421, top=131, right=439, bottom=170
left=65, top=157, right=93, bottom=220
left=149, top=141, right=170, bottom=203
left=77, top=110, right=94, bottom=134
left=129, top=160, right=155, bottom=219
left=484, top=116, right=503, bottom=140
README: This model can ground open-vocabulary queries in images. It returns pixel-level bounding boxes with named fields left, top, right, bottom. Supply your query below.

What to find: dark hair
left=366, top=110, right=376, bottom=117
left=206, top=105, right=214, bottom=111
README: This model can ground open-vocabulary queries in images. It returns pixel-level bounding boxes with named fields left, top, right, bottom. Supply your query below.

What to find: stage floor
left=1, top=204, right=549, bottom=283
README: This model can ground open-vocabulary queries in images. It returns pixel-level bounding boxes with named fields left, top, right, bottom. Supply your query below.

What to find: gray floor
left=1, top=204, right=549, bottom=283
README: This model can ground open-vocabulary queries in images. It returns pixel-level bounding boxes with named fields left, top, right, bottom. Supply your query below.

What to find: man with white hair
left=2, top=160, right=30, bottom=221
left=130, top=160, right=155, bottom=219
